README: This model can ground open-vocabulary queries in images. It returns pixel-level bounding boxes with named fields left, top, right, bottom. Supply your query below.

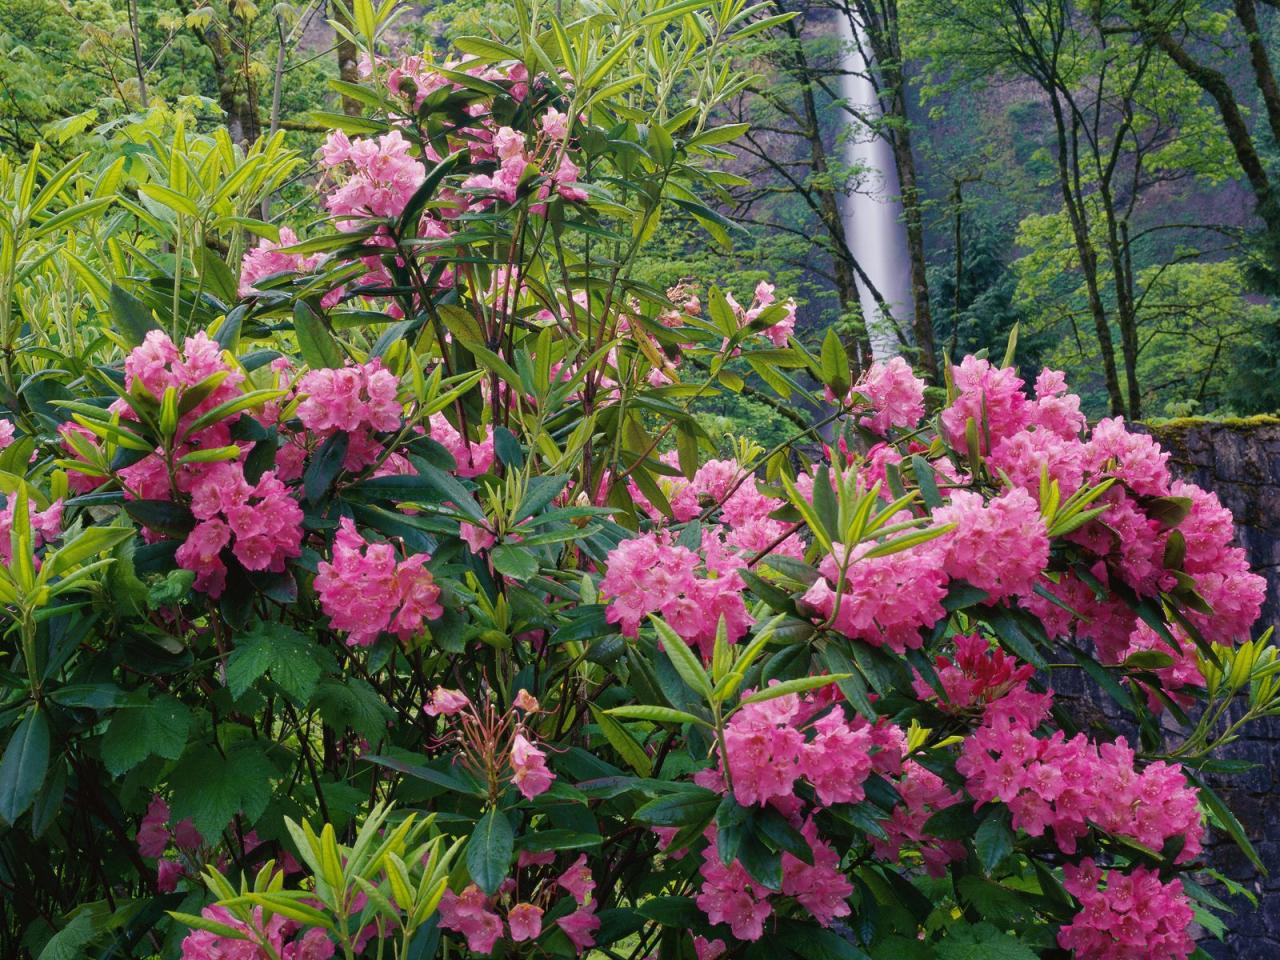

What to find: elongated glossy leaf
left=0, top=709, right=49, bottom=825
left=466, top=808, right=513, bottom=895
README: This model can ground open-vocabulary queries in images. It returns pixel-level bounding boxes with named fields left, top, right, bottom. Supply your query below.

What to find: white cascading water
left=835, top=13, right=914, bottom=358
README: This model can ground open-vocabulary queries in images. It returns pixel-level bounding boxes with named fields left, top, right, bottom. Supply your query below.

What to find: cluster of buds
left=424, top=686, right=554, bottom=802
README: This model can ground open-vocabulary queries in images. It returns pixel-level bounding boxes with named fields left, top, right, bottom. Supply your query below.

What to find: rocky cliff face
left=1146, top=419, right=1280, bottom=958
left=1149, top=418, right=1280, bottom=625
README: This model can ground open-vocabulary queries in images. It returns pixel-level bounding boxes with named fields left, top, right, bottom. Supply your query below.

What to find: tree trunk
left=332, top=1, right=363, bottom=115
left=1234, top=0, right=1280, bottom=147
left=887, top=96, right=937, bottom=380
left=1138, top=8, right=1280, bottom=240
left=201, top=12, right=261, bottom=144
left=1049, top=93, right=1125, bottom=415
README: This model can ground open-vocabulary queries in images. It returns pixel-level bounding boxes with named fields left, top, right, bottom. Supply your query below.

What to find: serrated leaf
left=226, top=623, right=321, bottom=703
left=100, top=694, right=191, bottom=775
left=169, top=741, right=275, bottom=840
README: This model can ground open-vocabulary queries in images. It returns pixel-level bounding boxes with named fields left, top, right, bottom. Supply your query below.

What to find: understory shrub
left=0, top=1, right=1275, bottom=958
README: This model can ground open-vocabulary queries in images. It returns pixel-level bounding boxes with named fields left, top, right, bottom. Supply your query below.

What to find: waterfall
left=835, top=14, right=914, bottom=358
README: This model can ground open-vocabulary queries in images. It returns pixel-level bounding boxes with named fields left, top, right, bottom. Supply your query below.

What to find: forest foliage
left=0, top=1, right=1278, bottom=959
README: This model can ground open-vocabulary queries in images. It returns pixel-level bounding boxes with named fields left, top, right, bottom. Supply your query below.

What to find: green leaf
left=738, top=674, right=847, bottom=706
left=109, top=283, right=160, bottom=347
left=649, top=615, right=713, bottom=703
left=355, top=465, right=486, bottom=523
left=516, top=829, right=604, bottom=853
left=634, top=786, right=721, bottom=826
left=466, top=808, right=513, bottom=895
left=123, top=500, right=196, bottom=538
left=0, top=708, right=50, bottom=825
left=974, top=811, right=1014, bottom=873
left=491, top=544, right=539, bottom=581
left=226, top=623, right=321, bottom=703
left=303, top=431, right=349, bottom=505
left=935, top=925, right=1037, bottom=960
left=820, top=327, right=850, bottom=397
left=100, top=694, right=191, bottom=775
left=37, top=909, right=99, bottom=960
left=169, top=741, right=275, bottom=840
left=294, top=302, right=343, bottom=370
left=589, top=704, right=653, bottom=776
left=605, top=705, right=707, bottom=726
left=314, top=678, right=395, bottom=741
left=43, top=525, right=133, bottom=579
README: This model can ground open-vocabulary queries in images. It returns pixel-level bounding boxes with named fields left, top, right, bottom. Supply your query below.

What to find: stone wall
left=1145, top=418, right=1280, bottom=958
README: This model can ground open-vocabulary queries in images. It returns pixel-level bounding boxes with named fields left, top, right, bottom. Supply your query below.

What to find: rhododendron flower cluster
left=720, top=689, right=876, bottom=807
left=695, top=818, right=853, bottom=941
left=1058, top=859, right=1195, bottom=960
left=423, top=686, right=557, bottom=801
left=177, top=463, right=303, bottom=596
left=239, top=227, right=329, bottom=299
left=0, top=493, right=62, bottom=565
left=598, top=530, right=752, bottom=657
left=428, top=412, right=495, bottom=478
left=314, top=518, right=442, bottom=646
left=958, top=691, right=1203, bottom=862
left=437, top=854, right=597, bottom=954
left=179, top=906, right=334, bottom=960
left=849, top=355, right=926, bottom=434
left=726, top=280, right=796, bottom=347
left=321, top=129, right=425, bottom=225
left=934, top=486, right=1048, bottom=600
left=800, top=539, right=949, bottom=652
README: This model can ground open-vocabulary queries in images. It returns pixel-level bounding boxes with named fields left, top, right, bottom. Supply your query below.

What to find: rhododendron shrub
left=1, top=2, right=1276, bottom=958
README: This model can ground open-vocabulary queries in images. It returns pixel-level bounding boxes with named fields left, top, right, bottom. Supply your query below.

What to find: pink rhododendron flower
left=513, top=689, right=539, bottom=712
left=459, top=521, right=496, bottom=553
left=315, top=518, right=442, bottom=646
left=1084, top=416, right=1171, bottom=497
left=507, top=902, right=542, bottom=941
left=175, top=464, right=303, bottom=597
left=1058, top=859, right=1194, bottom=960
left=1030, top=367, right=1086, bottom=438
left=428, top=413, right=494, bottom=477
left=557, top=854, right=595, bottom=904
left=599, top=531, right=752, bottom=658
left=438, top=884, right=503, bottom=954
left=0, top=419, right=13, bottom=449
left=510, top=732, right=555, bottom=799
left=156, top=858, right=182, bottom=893
left=935, top=487, right=1048, bottom=600
left=125, top=330, right=245, bottom=413
left=801, top=538, right=948, bottom=652
left=870, top=760, right=966, bottom=877
left=696, top=834, right=773, bottom=940
left=557, top=902, right=599, bottom=954
left=0, top=495, right=62, bottom=565
left=239, top=227, right=327, bottom=297
left=854, top=356, right=926, bottom=434
left=780, top=818, right=854, bottom=925
left=297, top=360, right=402, bottom=435
left=323, top=130, right=426, bottom=224
left=178, top=905, right=294, bottom=960
left=958, top=694, right=1203, bottom=862
left=424, top=687, right=470, bottom=717
left=940, top=356, right=1030, bottom=452
left=137, top=796, right=172, bottom=858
